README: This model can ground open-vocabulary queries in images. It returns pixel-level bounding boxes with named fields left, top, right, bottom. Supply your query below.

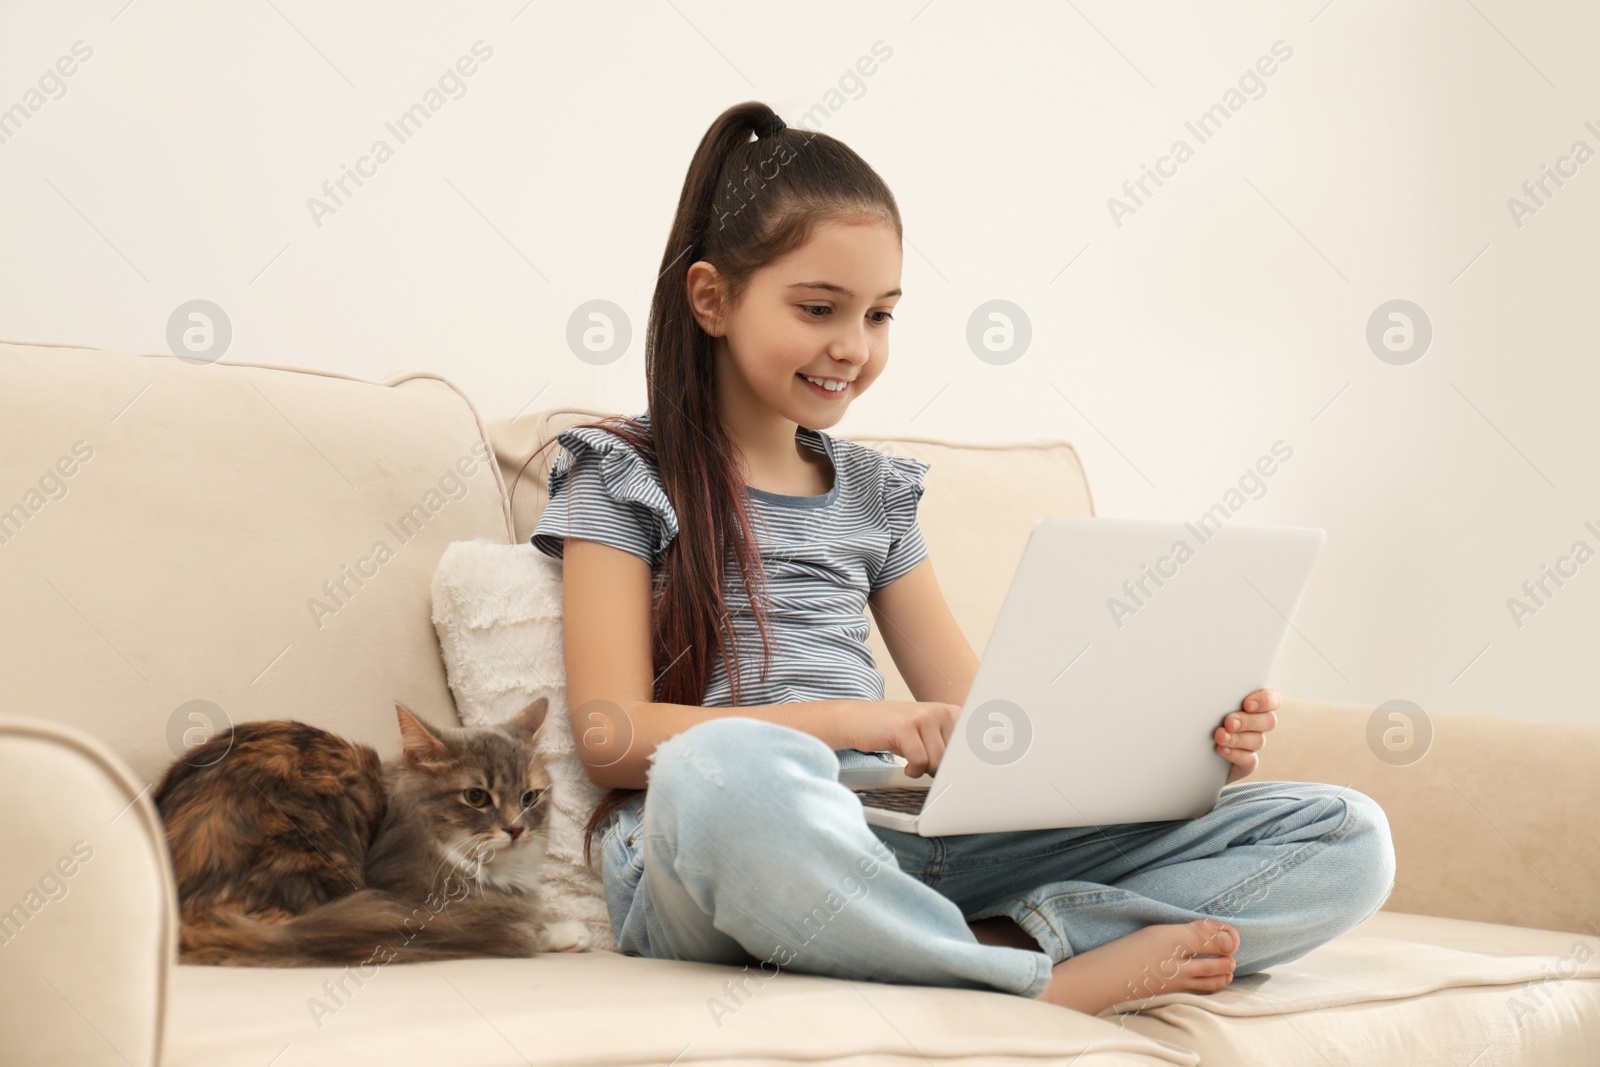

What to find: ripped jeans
left=598, top=716, right=1396, bottom=1000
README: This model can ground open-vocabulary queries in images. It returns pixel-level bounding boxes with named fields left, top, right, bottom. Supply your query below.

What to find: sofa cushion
left=1116, top=911, right=1600, bottom=1065
left=486, top=407, right=1096, bottom=702
left=0, top=340, right=514, bottom=783
left=164, top=950, right=1199, bottom=1067
left=156, top=910, right=1600, bottom=1067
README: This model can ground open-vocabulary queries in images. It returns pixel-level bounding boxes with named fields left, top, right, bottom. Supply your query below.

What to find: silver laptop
left=840, top=516, right=1325, bottom=837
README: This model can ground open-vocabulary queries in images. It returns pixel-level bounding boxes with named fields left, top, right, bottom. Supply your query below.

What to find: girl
left=523, top=100, right=1395, bottom=1015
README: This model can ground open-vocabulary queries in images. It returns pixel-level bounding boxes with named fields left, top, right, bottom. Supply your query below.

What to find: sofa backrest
left=485, top=407, right=1095, bottom=702
left=0, top=340, right=512, bottom=785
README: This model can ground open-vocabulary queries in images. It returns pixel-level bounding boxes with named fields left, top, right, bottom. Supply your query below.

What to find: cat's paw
left=537, top=920, right=592, bottom=953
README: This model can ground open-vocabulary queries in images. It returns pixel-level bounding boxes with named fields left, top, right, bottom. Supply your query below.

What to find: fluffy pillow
left=429, top=539, right=617, bottom=953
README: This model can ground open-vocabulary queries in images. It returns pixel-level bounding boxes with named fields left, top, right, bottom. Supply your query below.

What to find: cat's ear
left=504, top=696, right=550, bottom=738
left=395, top=703, right=451, bottom=768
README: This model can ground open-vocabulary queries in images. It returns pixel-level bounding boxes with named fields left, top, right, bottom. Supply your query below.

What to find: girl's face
left=690, top=217, right=903, bottom=430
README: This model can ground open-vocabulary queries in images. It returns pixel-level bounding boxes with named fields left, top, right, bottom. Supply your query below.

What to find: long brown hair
left=511, top=100, right=902, bottom=869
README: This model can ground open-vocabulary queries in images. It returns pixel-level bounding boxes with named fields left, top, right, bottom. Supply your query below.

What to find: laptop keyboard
left=852, top=787, right=929, bottom=815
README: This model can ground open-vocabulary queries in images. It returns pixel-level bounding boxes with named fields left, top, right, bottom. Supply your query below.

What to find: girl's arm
left=867, top=556, right=979, bottom=707
left=562, top=536, right=864, bottom=790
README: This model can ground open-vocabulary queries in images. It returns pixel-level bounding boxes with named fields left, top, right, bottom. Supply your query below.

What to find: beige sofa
left=2, top=337, right=1597, bottom=1067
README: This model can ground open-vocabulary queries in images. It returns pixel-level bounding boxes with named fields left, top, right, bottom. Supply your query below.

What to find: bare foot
left=1033, top=919, right=1239, bottom=1015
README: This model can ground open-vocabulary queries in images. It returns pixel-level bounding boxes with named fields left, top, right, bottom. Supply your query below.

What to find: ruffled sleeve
left=530, top=423, right=680, bottom=567
left=870, top=453, right=932, bottom=592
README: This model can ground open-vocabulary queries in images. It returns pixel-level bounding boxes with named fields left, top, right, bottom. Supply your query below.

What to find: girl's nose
left=831, top=328, right=870, bottom=364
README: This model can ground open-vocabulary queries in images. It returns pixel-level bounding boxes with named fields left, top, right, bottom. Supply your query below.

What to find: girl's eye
left=801, top=305, right=894, bottom=324
left=463, top=788, right=490, bottom=808
left=522, top=789, right=542, bottom=809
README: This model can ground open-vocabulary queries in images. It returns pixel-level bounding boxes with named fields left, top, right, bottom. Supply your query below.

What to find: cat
left=153, top=697, right=591, bottom=966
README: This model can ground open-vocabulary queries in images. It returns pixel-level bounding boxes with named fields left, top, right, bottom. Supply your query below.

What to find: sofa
left=2, top=337, right=1597, bottom=1067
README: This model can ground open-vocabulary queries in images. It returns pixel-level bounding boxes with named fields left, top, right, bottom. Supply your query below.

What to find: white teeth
left=803, top=375, right=846, bottom=392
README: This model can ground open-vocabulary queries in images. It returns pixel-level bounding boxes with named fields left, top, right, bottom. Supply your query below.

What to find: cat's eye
left=522, top=789, right=542, bottom=809
left=463, top=788, right=491, bottom=808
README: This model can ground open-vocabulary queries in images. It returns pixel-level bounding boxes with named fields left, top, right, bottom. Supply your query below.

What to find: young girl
left=524, top=101, right=1395, bottom=1015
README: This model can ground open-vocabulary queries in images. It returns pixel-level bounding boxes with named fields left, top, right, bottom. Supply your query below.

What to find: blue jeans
left=599, top=716, right=1396, bottom=1000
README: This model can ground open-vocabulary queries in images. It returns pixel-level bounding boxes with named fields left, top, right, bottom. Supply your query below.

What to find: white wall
left=3, top=1, right=1595, bottom=726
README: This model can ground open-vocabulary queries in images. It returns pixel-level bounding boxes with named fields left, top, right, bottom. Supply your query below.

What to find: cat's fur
left=153, top=698, right=591, bottom=966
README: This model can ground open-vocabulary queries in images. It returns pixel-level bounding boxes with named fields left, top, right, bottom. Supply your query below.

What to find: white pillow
left=429, top=538, right=617, bottom=954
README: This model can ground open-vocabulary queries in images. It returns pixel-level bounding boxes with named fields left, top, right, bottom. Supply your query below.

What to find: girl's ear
left=503, top=697, right=549, bottom=739
left=686, top=260, right=728, bottom=337
left=395, top=702, right=451, bottom=768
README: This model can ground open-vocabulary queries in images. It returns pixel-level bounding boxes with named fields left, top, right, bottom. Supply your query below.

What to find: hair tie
left=754, top=114, right=786, bottom=139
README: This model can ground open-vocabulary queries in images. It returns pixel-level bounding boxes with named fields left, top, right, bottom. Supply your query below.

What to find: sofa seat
left=162, top=951, right=1195, bottom=1067
left=1118, top=911, right=1600, bottom=1065
left=155, top=910, right=1600, bottom=1067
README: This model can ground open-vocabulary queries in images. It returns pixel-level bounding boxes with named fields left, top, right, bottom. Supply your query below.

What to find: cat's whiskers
left=435, top=834, right=493, bottom=893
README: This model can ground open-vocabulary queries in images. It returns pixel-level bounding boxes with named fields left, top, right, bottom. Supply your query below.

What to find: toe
left=1188, top=918, right=1239, bottom=957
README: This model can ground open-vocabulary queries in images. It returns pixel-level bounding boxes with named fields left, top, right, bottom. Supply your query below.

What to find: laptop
left=840, top=516, right=1326, bottom=837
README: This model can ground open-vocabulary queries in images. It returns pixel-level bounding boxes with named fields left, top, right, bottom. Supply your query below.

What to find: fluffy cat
left=153, top=697, right=591, bottom=966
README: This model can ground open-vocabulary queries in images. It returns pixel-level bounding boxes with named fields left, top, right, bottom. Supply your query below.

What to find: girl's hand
left=1215, top=688, right=1281, bottom=783
left=841, top=701, right=961, bottom=778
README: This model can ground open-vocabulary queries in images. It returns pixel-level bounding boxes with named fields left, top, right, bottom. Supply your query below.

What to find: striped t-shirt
left=530, top=410, right=932, bottom=772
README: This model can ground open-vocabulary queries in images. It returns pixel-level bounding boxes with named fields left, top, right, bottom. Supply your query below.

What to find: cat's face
left=392, top=700, right=553, bottom=875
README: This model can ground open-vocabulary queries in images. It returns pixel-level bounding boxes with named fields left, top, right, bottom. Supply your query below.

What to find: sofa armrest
left=1256, top=699, right=1600, bottom=936
left=0, top=715, right=175, bottom=1067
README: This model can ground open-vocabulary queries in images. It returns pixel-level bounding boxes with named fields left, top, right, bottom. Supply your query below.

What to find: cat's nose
left=505, top=825, right=523, bottom=841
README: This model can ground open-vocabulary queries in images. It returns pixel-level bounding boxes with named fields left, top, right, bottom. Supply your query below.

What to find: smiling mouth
left=798, top=373, right=851, bottom=396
